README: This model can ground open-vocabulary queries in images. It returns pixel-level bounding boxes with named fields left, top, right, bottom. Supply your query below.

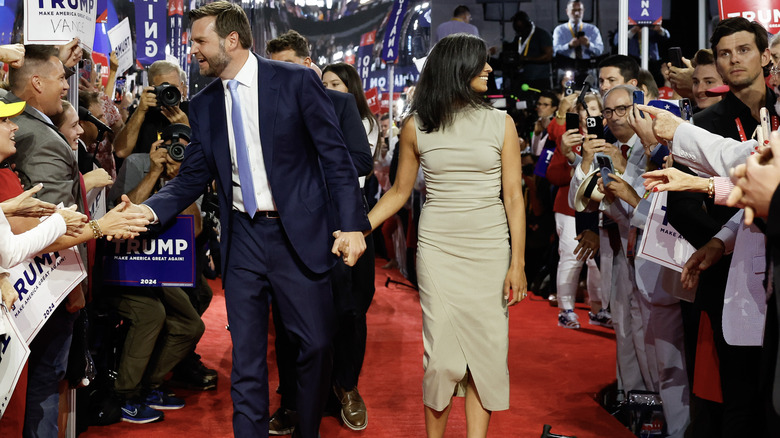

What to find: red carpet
left=82, top=261, right=633, bottom=437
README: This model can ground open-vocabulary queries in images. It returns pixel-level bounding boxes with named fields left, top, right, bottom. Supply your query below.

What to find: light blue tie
left=227, top=80, right=257, bottom=217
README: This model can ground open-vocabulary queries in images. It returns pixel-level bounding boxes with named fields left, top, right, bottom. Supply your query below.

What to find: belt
left=234, top=209, right=280, bottom=219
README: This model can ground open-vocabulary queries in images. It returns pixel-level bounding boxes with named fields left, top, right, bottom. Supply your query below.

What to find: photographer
left=113, top=60, right=188, bottom=158
left=501, top=11, right=553, bottom=93
left=106, top=126, right=210, bottom=423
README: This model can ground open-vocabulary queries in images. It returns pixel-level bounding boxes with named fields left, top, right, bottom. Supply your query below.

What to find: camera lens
left=168, top=143, right=186, bottom=162
left=154, top=83, right=181, bottom=107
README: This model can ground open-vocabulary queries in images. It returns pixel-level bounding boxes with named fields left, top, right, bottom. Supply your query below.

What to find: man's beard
left=200, top=40, right=232, bottom=77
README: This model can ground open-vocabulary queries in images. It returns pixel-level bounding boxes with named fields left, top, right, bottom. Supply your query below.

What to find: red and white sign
left=719, top=0, right=780, bottom=33
left=366, top=88, right=380, bottom=114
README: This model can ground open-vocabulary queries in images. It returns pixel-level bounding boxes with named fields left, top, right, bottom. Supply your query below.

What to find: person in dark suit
left=121, top=3, right=369, bottom=438
left=264, top=30, right=373, bottom=435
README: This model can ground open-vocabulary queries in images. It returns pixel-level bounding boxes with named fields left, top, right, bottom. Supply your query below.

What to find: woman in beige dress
left=364, top=34, right=527, bottom=437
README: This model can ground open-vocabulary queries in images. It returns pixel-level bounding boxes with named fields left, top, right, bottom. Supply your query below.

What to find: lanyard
left=568, top=22, right=582, bottom=39
left=736, top=115, right=780, bottom=142
left=518, top=22, right=536, bottom=57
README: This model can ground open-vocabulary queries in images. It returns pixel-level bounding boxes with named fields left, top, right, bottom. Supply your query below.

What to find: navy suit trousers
left=225, top=211, right=335, bottom=438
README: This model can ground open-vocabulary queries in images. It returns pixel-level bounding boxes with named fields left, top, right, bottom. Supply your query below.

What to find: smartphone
left=679, top=98, right=692, bottom=121
left=586, top=115, right=604, bottom=138
left=595, top=153, right=614, bottom=186
left=576, top=31, right=585, bottom=38
left=566, top=112, right=580, bottom=131
left=564, top=80, right=575, bottom=96
left=633, top=90, right=645, bottom=118
left=760, top=107, right=770, bottom=147
left=668, top=47, right=684, bottom=68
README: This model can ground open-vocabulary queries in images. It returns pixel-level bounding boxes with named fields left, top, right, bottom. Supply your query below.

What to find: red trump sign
left=719, top=0, right=780, bottom=33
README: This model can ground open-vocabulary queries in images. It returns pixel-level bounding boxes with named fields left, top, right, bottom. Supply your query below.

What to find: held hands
left=573, top=229, right=599, bottom=261
left=681, top=238, right=725, bottom=290
left=503, top=264, right=527, bottom=306
left=331, top=230, right=367, bottom=267
left=726, top=132, right=780, bottom=225
left=0, top=184, right=58, bottom=218
left=102, top=198, right=151, bottom=240
left=56, top=205, right=88, bottom=237
left=558, top=93, right=579, bottom=116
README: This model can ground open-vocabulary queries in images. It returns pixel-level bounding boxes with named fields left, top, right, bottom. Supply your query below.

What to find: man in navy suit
left=122, top=2, right=369, bottom=437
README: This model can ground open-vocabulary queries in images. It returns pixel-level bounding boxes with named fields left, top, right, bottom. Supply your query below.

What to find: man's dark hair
left=410, top=33, right=490, bottom=133
left=453, top=5, right=470, bottom=18
left=8, top=45, right=59, bottom=92
left=189, top=1, right=252, bottom=50
left=539, top=90, right=559, bottom=108
left=691, top=49, right=715, bottom=68
left=637, top=69, right=659, bottom=99
left=266, top=30, right=310, bottom=58
left=511, top=11, right=530, bottom=26
left=710, top=17, right=768, bottom=54
left=598, top=54, right=640, bottom=82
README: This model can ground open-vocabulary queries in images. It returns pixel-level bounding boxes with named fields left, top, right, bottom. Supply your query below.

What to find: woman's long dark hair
left=410, top=33, right=491, bottom=133
left=322, top=62, right=376, bottom=132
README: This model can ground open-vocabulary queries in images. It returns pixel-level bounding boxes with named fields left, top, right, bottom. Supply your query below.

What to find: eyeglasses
left=603, top=104, right=631, bottom=119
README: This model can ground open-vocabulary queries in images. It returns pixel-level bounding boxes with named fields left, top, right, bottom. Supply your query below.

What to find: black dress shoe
left=269, top=407, right=297, bottom=436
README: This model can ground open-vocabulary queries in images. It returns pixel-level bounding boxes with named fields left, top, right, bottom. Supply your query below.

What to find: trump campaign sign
left=629, top=0, right=662, bottom=26
left=720, top=0, right=780, bottom=33
left=24, top=0, right=98, bottom=49
left=0, top=311, right=30, bottom=419
left=103, top=215, right=196, bottom=288
left=135, top=0, right=167, bottom=66
left=6, top=246, right=86, bottom=344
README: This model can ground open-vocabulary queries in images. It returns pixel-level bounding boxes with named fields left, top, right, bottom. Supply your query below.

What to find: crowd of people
left=1, top=1, right=780, bottom=438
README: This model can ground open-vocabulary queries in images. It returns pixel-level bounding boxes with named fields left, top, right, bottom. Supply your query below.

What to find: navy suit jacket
left=325, top=89, right=372, bottom=177
left=145, top=53, right=370, bottom=274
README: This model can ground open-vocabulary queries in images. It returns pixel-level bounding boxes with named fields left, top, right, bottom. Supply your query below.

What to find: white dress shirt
left=222, top=55, right=276, bottom=212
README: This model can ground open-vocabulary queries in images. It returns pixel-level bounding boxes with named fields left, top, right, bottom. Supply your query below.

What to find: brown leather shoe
left=269, top=407, right=296, bottom=436
left=334, top=386, right=367, bottom=431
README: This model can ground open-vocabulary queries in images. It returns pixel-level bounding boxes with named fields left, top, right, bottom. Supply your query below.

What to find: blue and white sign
left=103, top=215, right=195, bottom=288
left=134, top=0, right=167, bottom=67
left=6, top=246, right=86, bottom=344
left=0, top=310, right=30, bottom=420
left=381, top=0, right=408, bottom=62
left=637, top=191, right=696, bottom=272
left=629, top=0, right=663, bottom=26
left=24, top=0, right=98, bottom=49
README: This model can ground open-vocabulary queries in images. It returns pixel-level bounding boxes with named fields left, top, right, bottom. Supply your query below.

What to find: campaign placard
left=6, top=247, right=86, bottom=344
left=0, top=310, right=30, bottom=420
left=23, top=0, right=97, bottom=49
left=102, top=215, right=195, bottom=288
left=636, top=191, right=696, bottom=272
left=107, top=18, right=133, bottom=75
left=629, top=0, right=663, bottom=26
left=719, top=0, right=780, bottom=34
left=135, top=0, right=167, bottom=66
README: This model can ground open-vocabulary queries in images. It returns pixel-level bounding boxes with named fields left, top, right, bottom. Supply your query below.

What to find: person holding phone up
left=545, top=91, right=609, bottom=329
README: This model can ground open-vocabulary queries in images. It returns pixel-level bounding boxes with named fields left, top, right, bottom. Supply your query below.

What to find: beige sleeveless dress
left=415, top=106, right=511, bottom=411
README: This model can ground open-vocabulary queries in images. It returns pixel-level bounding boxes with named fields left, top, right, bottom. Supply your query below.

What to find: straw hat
left=573, top=168, right=605, bottom=212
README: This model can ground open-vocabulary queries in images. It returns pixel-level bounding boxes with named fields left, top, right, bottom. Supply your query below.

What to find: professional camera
left=149, top=82, right=181, bottom=107
left=160, top=123, right=191, bottom=162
